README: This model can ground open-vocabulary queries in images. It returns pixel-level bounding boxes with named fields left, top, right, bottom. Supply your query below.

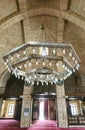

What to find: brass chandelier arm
left=11, top=54, right=63, bottom=67
left=4, top=54, right=75, bottom=73
left=3, top=41, right=71, bottom=58
left=63, top=58, right=73, bottom=70
left=70, top=44, right=81, bottom=62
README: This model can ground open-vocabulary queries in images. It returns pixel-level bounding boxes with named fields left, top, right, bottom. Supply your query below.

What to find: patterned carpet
left=0, top=119, right=19, bottom=127
left=0, top=119, right=85, bottom=130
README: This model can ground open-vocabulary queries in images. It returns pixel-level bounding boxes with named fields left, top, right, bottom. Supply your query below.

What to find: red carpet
left=0, top=119, right=85, bottom=130
left=31, top=120, right=57, bottom=127
left=0, top=119, right=19, bottom=127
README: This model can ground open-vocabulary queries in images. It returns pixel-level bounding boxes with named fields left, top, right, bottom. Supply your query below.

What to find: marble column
left=56, top=83, right=68, bottom=127
left=20, top=84, right=33, bottom=127
left=0, top=98, right=3, bottom=117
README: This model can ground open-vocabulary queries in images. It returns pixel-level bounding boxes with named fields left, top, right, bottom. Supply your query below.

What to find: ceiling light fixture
left=3, top=41, right=80, bottom=85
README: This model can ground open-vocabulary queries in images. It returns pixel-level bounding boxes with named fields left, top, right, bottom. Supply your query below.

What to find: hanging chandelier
left=3, top=41, right=80, bottom=85
left=3, top=0, right=80, bottom=86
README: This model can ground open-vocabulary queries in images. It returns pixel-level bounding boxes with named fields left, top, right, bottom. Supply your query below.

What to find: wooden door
left=49, top=99, right=56, bottom=120
left=32, top=99, right=39, bottom=120
left=32, top=98, right=56, bottom=120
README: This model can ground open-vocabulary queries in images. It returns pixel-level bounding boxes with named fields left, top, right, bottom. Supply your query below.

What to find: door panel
left=49, top=99, right=56, bottom=120
left=32, top=99, right=39, bottom=120
left=44, top=100, right=48, bottom=120
left=32, top=98, right=56, bottom=120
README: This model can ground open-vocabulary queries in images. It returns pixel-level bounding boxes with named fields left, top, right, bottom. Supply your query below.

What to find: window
left=7, top=103, right=15, bottom=116
left=70, top=104, right=78, bottom=115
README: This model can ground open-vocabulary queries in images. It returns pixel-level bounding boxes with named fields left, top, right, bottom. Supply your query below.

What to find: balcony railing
left=68, top=115, right=85, bottom=125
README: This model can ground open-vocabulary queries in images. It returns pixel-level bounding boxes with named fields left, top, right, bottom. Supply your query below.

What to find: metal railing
left=68, top=115, right=85, bottom=125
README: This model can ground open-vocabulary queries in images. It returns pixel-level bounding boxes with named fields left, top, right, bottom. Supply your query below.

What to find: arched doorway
left=32, top=82, right=56, bottom=121
left=32, top=94, right=56, bottom=121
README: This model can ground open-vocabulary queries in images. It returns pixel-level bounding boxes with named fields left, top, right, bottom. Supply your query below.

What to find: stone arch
left=0, top=70, right=11, bottom=94
left=0, top=8, right=85, bottom=32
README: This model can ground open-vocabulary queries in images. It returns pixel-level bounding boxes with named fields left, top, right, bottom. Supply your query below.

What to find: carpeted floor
left=0, top=119, right=85, bottom=130
left=31, top=120, right=57, bottom=127
left=0, top=119, right=19, bottom=127
left=0, top=127, right=85, bottom=130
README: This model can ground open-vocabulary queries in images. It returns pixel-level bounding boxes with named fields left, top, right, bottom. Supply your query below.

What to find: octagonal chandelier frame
left=3, top=40, right=80, bottom=86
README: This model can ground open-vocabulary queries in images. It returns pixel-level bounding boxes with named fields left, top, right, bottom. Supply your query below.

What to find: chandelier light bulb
left=67, top=73, right=70, bottom=77
left=65, top=75, right=68, bottom=79
left=52, top=76, right=54, bottom=80
left=55, top=78, right=58, bottom=82
left=19, top=65, right=22, bottom=69
left=76, top=64, right=79, bottom=70
left=42, top=61, right=45, bottom=66
left=5, top=62, right=7, bottom=65
left=75, top=60, right=77, bottom=64
left=22, top=76, right=24, bottom=80
left=65, top=66, right=67, bottom=70
left=62, top=49, right=65, bottom=54
left=8, top=68, right=11, bottom=73
left=29, top=62, right=32, bottom=66
left=77, top=64, right=79, bottom=68
left=32, top=48, right=36, bottom=54
left=69, top=52, right=72, bottom=57
left=69, top=70, right=72, bottom=75
left=76, top=67, right=78, bottom=70
left=64, top=77, right=66, bottom=80
left=62, top=64, right=65, bottom=68
left=49, top=62, right=52, bottom=67
left=25, top=77, right=29, bottom=81
left=56, top=62, right=59, bottom=67
left=41, top=47, right=48, bottom=56
left=42, top=82, right=44, bottom=85
left=47, top=75, right=48, bottom=79
left=53, top=48, right=56, bottom=54
left=36, top=60, right=38, bottom=65
left=24, top=63, right=27, bottom=68
left=32, top=81, right=34, bottom=85
left=72, top=56, right=75, bottom=61
left=46, top=82, right=48, bottom=85
left=29, top=76, right=31, bottom=79
left=40, top=74, right=43, bottom=78
left=6, top=65, right=9, bottom=68
left=28, top=80, right=30, bottom=84
left=18, top=75, right=20, bottom=79
left=5, top=59, right=8, bottom=65
left=67, top=68, right=70, bottom=72
left=37, top=81, right=39, bottom=85
left=6, top=59, right=8, bottom=62
left=34, top=75, right=36, bottom=79
left=11, top=56, right=13, bottom=61
left=73, top=69, right=75, bottom=72
left=17, top=53, right=20, bottom=58
left=23, top=50, right=26, bottom=55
